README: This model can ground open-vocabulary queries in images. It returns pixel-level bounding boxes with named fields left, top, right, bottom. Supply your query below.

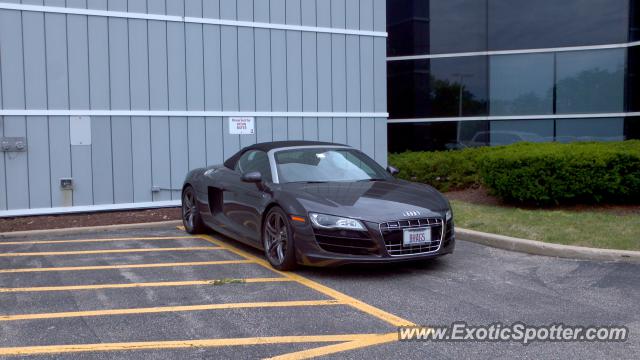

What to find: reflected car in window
left=181, top=141, right=455, bottom=270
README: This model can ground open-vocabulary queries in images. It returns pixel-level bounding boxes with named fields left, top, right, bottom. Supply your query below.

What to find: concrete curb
left=0, top=220, right=182, bottom=239
left=457, top=227, right=640, bottom=263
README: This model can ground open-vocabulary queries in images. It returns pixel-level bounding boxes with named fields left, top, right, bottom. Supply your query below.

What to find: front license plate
left=403, top=227, right=431, bottom=247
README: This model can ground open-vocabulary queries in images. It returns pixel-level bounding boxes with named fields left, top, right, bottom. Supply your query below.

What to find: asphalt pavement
left=0, top=225, right=638, bottom=359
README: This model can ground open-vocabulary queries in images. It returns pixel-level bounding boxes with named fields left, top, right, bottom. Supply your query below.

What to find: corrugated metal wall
left=0, top=0, right=388, bottom=216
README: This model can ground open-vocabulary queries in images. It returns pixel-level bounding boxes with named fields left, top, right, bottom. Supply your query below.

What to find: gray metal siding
left=0, top=0, right=388, bottom=214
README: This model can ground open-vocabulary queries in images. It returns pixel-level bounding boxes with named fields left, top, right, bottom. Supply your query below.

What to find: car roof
left=223, top=141, right=347, bottom=169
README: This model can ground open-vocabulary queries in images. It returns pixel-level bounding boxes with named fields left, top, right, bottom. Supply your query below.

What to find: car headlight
left=309, top=213, right=366, bottom=231
left=445, top=210, right=453, bottom=221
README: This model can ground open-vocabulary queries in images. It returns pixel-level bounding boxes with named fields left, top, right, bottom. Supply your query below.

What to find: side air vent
left=207, top=187, right=223, bottom=215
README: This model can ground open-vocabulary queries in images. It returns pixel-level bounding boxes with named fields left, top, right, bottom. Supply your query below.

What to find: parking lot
left=0, top=226, right=408, bottom=359
left=0, top=225, right=639, bottom=359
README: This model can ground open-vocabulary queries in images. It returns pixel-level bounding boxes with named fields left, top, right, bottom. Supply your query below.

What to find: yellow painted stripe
left=0, top=277, right=291, bottom=293
left=0, top=300, right=342, bottom=321
left=0, top=236, right=199, bottom=246
left=267, top=332, right=398, bottom=360
left=198, top=235, right=416, bottom=327
left=0, top=260, right=253, bottom=274
left=0, top=246, right=222, bottom=257
left=0, top=334, right=376, bottom=356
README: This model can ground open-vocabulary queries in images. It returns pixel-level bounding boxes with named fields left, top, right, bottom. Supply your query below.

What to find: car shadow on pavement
left=204, top=230, right=450, bottom=279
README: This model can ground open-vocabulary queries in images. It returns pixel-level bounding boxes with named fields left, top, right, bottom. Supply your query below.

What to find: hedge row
left=388, top=147, right=490, bottom=192
left=389, top=141, right=640, bottom=205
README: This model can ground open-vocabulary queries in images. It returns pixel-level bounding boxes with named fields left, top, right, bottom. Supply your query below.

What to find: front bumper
left=292, top=218, right=456, bottom=267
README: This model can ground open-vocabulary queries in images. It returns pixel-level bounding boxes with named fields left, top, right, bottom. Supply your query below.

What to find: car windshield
left=274, top=148, right=390, bottom=183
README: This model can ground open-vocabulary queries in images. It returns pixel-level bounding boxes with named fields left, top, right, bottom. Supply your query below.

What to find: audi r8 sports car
left=181, top=141, right=455, bottom=270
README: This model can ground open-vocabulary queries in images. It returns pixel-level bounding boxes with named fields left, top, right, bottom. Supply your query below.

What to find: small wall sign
left=229, top=117, right=255, bottom=135
left=70, top=116, right=92, bottom=145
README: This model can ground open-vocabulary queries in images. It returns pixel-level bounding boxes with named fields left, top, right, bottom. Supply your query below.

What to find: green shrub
left=388, top=147, right=492, bottom=192
left=388, top=140, right=640, bottom=205
left=478, top=141, right=640, bottom=205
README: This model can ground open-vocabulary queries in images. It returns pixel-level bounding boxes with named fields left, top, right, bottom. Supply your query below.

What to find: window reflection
left=628, top=47, right=640, bottom=112
left=488, top=0, right=628, bottom=51
left=556, top=49, right=625, bottom=114
left=489, top=54, right=554, bottom=116
left=428, top=0, right=487, bottom=54
left=388, top=57, right=488, bottom=119
left=631, top=0, right=640, bottom=41
left=390, top=117, right=638, bottom=152
left=387, top=0, right=429, bottom=57
left=387, top=0, right=487, bottom=57
left=626, top=117, right=640, bottom=140
left=556, top=118, right=625, bottom=142
left=388, top=121, right=489, bottom=153
left=489, top=120, right=554, bottom=145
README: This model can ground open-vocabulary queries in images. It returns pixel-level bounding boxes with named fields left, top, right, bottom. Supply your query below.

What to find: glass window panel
left=489, top=120, right=554, bottom=146
left=388, top=121, right=489, bottom=152
left=631, top=0, right=640, bottom=41
left=627, top=47, right=640, bottom=112
left=428, top=0, right=487, bottom=54
left=625, top=117, right=640, bottom=140
left=488, top=0, right=629, bottom=51
left=556, top=118, right=625, bottom=143
left=388, top=57, right=488, bottom=119
left=387, top=0, right=429, bottom=56
left=387, top=0, right=487, bottom=57
left=489, top=54, right=554, bottom=116
left=556, top=49, right=625, bottom=114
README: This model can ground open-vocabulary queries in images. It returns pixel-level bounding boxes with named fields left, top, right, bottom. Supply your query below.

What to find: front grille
left=379, top=218, right=444, bottom=256
left=313, top=229, right=378, bottom=256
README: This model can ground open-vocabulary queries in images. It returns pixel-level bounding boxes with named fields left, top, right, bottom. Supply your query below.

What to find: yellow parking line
left=267, top=332, right=398, bottom=360
left=0, top=247, right=222, bottom=257
left=0, top=236, right=199, bottom=246
left=0, top=300, right=343, bottom=321
left=198, top=235, right=415, bottom=327
left=0, top=277, right=291, bottom=293
left=0, top=334, right=376, bottom=356
left=0, top=260, right=254, bottom=274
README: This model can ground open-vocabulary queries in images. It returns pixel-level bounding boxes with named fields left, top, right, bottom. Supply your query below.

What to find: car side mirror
left=387, top=166, right=400, bottom=176
left=241, top=171, right=262, bottom=183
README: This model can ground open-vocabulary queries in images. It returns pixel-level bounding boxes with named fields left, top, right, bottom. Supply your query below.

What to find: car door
left=223, top=150, right=273, bottom=243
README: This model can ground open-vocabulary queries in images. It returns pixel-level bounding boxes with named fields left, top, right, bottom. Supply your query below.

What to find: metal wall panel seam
left=85, top=0, right=94, bottom=206
left=107, top=6, right=115, bottom=205
left=128, top=3, right=135, bottom=203
left=0, top=7, right=4, bottom=211
left=20, top=9, right=31, bottom=209
left=0, top=2, right=387, bottom=36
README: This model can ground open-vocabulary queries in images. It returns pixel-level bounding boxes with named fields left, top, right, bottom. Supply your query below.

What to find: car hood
left=279, top=180, right=449, bottom=223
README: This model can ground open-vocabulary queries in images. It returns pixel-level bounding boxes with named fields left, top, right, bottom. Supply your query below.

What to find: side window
left=234, top=150, right=273, bottom=182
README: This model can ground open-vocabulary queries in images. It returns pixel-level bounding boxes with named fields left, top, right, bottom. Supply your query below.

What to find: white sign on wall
left=70, top=116, right=92, bottom=145
left=229, top=117, right=255, bottom=135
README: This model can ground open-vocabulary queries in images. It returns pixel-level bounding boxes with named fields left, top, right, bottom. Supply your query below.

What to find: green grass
left=451, top=200, right=640, bottom=251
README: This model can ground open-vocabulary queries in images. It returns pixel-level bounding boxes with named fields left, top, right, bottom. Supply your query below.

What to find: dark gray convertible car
left=182, top=141, right=455, bottom=270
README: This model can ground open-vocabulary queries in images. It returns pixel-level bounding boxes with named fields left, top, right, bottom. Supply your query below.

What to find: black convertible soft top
left=223, top=141, right=346, bottom=169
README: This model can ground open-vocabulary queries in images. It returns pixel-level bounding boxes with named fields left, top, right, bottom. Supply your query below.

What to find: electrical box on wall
left=1, top=137, right=27, bottom=152
left=60, top=178, right=73, bottom=190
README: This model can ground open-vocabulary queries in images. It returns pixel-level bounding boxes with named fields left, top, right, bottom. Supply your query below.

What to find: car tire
left=262, top=206, right=297, bottom=271
left=182, top=186, right=207, bottom=234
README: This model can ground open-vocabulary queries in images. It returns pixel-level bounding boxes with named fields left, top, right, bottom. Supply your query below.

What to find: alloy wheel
left=264, top=211, right=288, bottom=265
left=182, top=189, right=197, bottom=231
